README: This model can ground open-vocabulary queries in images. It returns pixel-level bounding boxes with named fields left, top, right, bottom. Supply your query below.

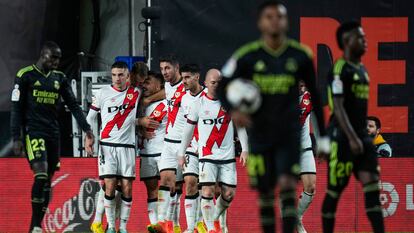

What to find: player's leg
left=91, top=182, right=105, bottom=233
left=25, top=134, right=48, bottom=232
left=199, top=161, right=219, bottom=231
left=214, top=184, right=227, bottom=233
left=274, top=138, right=300, bottom=233
left=183, top=152, right=200, bottom=232
left=355, top=137, right=384, bottom=233
left=99, top=145, right=119, bottom=231
left=297, top=149, right=317, bottom=233
left=158, top=141, right=178, bottom=228
left=321, top=138, right=351, bottom=233
left=119, top=178, right=133, bottom=232
left=214, top=162, right=237, bottom=232
left=140, top=155, right=160, bottom=225
left=118, top=147, right=136, bottom=232
left=247, top=146, right=277, bottom=233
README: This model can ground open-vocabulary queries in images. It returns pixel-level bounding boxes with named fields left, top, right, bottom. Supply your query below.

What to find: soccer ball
left=226, top=78, right=262, bottom=114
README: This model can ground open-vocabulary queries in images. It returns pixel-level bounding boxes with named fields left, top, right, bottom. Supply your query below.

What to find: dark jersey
left=219, top=39, right=326, bottom=144
left=327, top=58, right=369, bottom=136
left=11, top=65, right=90, bottom=140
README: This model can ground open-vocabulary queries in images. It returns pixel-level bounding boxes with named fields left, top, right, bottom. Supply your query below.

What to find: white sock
left=297, top=191, right=314, bottom=220
left=213, top=195, right=231, bottom=220
left=115, top=189, right=122, bottom=219
left=201, top=197, right=215, bottom=231
left=147, top=198, right=158, bottom=224
left=173, top=192, right=182, bottom=226
left=185, top=194, right=199, bottom=230
left=197, top=194, right=203, bottom=222
left=119, top=196, right=132, bottom=230
left=158, top=186, right=171, bottom=222
left=167, top=192, right=177, bottom=221
left=104, top=195, right=116, bottom=229
left=93, top=187, right=105, bottom=223
left=219, top=209, right=227, bottom=229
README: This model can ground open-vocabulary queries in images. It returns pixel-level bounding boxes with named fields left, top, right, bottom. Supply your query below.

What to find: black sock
left=321, top=189, right=341, bottom=233
left=259, top=192, right=275, bottom=233
left=363, top=182, right=384, bottom=233
left=30, top=173, right=48, bottom=230
left=39, top=179, right=51, bottom=223
left=279, top=189, right=297, bottom=233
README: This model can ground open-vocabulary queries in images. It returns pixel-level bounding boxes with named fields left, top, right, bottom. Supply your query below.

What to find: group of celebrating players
left=11, top=1, right=385, bottom=233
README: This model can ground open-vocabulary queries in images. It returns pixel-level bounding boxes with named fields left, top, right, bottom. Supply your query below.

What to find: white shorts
left=300, top=149, right=316, bottom=174
left=98, top=144, right=136, bottom=179
left=159, top=140, right=184, bottom=182
left=139, top=154, right=161, bottom=181
left=183, top=147, right=199, bottom=177
left=199, top=160, right=237, bottom=187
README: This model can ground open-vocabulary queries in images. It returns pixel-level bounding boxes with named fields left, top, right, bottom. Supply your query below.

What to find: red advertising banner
left=0, top=158, right=413, bottom=232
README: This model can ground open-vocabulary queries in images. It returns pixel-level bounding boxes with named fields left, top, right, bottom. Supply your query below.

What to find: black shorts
left=327, top=129, right=379, bottom=189
left=24, top=132, right=60, bottom=175
left=247, top=135, right=300, bottom=193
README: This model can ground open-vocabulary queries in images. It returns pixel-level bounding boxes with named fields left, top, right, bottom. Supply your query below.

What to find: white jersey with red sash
left=299, top=91, right=312, bottom=150
left=165, top=80, right=187, bottom=141
left=139, top=100, right=168, bottom=154
left=90, top=85, right=141, bottom=146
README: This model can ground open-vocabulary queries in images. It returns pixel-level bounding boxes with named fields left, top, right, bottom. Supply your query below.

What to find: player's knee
left=185, top=177, right=198, bottom=195
left=304, top=182, right=316, bottom=194
left=358, top=171, right=379, bottom=185
left=32, top=173, right=48, bottom=199
left=222, top=188, right=235, bottom=202
left=31, top=161, right=48, bottom=174
left=278, top=174, right=297, bottom=190
left=201, top=186, right=215, bottom=198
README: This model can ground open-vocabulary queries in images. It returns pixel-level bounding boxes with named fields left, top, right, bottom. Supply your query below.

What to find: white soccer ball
left=226, top=78, right=262, bottom=114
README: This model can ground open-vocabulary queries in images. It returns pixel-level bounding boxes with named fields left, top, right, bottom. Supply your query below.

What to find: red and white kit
left=181, top=88, right=207, bottom=177
left=138, top=100, right=168, bottom=180
left=159, top=80, right=187, bottom=179
left=89, top=85, right=142, bottom=179
left=186, top=95, right=237, bottom=186
left=299, top=91, right=316, bottom=174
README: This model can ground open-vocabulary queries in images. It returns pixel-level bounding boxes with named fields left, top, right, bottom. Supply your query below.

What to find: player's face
left=160, top=62, right=178, bottom=83
left=143, top=76, right=160, bottom=97
left=205, top=76, right=221, bottom=97
left=258, top=5, right=288, bottom=37
left=367, top=120, right=379, bottom=137
left=182, top=72, right=199, bottom=91
left=348, top=27, right=367, bottom=57
left=298, top=80, right=306, bottom=95
left=43, top=48, right=62, bottom=70
left=111, top=68, right=129, bottom=90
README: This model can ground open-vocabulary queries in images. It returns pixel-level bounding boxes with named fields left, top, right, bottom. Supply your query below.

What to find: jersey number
left=31, top=139, right=46, bottom=152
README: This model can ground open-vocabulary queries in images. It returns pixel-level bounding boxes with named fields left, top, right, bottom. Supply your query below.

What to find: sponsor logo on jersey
left=54, top=80, right=60, bottom=90
left=107, top=103, right=132, bottom=113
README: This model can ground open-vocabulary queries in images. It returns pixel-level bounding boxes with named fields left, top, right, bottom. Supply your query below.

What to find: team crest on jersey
left=127, top=94, right=133, bottom=100
left=353, top=73, right=360, bottom=81
left=175, top=92, right=181, bottom=98
left=285, top=58, right=298, bottom=72
left=153, top=110, right=161, bottom=117
left=303, top=99, right=310, bottom=105
left=220, top=106, right=227, bottom=112
left=254, top=60, right=266, bottom=72
left=54, top=80, right=60, bottom=90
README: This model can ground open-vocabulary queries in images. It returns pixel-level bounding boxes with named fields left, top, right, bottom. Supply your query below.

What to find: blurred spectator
left=367, top=116, right=392, bottom=157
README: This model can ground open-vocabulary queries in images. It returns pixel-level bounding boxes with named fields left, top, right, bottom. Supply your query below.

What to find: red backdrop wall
left=0, top=158, right=413, bottom=232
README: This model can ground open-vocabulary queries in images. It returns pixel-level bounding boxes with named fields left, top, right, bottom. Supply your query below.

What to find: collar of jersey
left=170, top=77, right=183, bottom=87
left=111, top=85, right=128, bottom=92
left=191, top=87, right=205, bottom=97
left=259, top=38, right=289, bottom=57
left=342, top=58, right=363, bottom=69
left=33, top=64, right=51, bottom=78
left=205, top=94, right=217, bottom=101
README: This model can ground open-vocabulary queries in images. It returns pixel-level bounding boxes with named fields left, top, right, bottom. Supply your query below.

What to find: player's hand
left=178, top=155, right=185, bottom=169
left=138, top=116, right=160, bottom=129
left=349, top=137, right=364, bottom=155
left=13, top=140, right=25, bottom=157
left=231, top=110, right=252, bottom=128
left=85, top=130, right=95, bottom=157
left=316, top=136, right=330, bottom=162
left=239, top=151, right=248, bottom=167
